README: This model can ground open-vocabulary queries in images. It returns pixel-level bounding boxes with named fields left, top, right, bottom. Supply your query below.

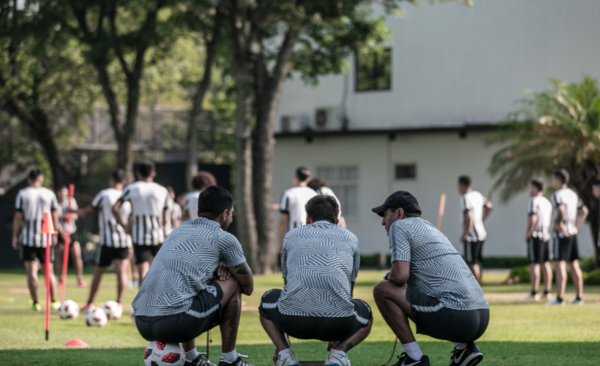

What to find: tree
left=227, top=0, right=472, bottom=273
left=0, top=0, right=96, bottom=189
left=487, top=76, right=600, bottom=266
left=62, top=0, right=179, bottom=181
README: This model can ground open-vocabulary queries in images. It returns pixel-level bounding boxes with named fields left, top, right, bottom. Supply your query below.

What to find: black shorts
left=136, top=281, right=223, bottom=343
left=407, top=287, right=489, bottom=343
left=95, top=245, right=130, bottom=267
left=20, top=245, right=55, bottom=263
left=133, top=244, right=162, bottom=263
left=554, top=235, right=579, bottom=262
left=259, top=289, right=372, bottom=342
left=528, top=237, right=549, bottom=264
left=58, top=232, right=81, bottom=245
left=464, top=241, right=484, bottom=265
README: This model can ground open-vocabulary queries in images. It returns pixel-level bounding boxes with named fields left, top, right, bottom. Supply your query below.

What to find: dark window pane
left=355, top=48, right=392, bottom=92
left=395, top=164, right=416, bottom=179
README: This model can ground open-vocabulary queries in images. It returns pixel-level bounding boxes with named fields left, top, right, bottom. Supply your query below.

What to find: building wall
left=276, top=0, right=600, bottom=131
left=273, top=132, right=594, bottom=257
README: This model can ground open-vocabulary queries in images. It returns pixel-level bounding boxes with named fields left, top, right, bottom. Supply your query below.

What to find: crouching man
left=132, top=186, right=255, bottom=366
left=260, top=195, right=373, bottom=366
left=372, top=191, right=489, bottom=366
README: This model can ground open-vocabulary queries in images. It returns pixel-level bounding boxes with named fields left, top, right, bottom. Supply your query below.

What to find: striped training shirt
left=315, top=186, right=342, bottom=218
left=91, top=188, right=132, bottom=248
left=390, top=217, right=489, bottom=311
left=280, top=186, right=317, bottom=231
left=551, top=188, right=583, bottom=238
left=460, top=190, right=488, bottom=242
left=132, top=217, right=247, bottom=317
left=183, top=191, right=201, bottom=221
left=14, top=186, right=59, bottom=247
left=528, top=196, right=553, bottom=242
left=118, top=181, right=169, bottom=246
left=278, top=220, right=360, bottom=318
left=57, top=197, right=78, bottom=234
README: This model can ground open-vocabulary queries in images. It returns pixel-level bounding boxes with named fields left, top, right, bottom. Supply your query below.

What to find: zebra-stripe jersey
left=118, top=181, right=169, bottom=246
left=280, top=186, right=317, bottom=231
left=315, top=186, right=342, bottom=217
left=528, top=196, right=553, bottom=242
left=183, top=190, right=201, bottom=221
left=91, top=188, right=132, bottom=248
left=390, top=217, right=488, bottom=311
left=551, top=188, right=583, bottom=238
left=15, top=186, right=59, bottom=247
left=460, top=190, right=488, bottom=242
left=278, top=221, right=360, bottom=318
left=57, top=197, right=78, bottom=234
left=132, top=217, right=247, bottom=317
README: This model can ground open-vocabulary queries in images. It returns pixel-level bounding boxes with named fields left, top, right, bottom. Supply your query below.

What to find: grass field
left=1, top=268, right=599, bottom=366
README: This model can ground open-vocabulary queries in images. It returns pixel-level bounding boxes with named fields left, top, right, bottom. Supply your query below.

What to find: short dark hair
left=197, top=185, right=234, bottom=219
left=458, top=175, right=471, bottom=187
left=138, top=160, right=156, bottom=179
left=57, top=184, right=68, bottom=191
left=28, top=169, right=43, bottom=181
left=111, top=169, right=126, bottom=183
left=192, top=171, right=217, bottom=190
left=530, top=178, right=545, bottom=192
left=305, top=195, right=339, bottom=224
left=553, top=169, right=569, bottom=184
left=295, top=166, right=311, bottom=182
left=307, top=177, right=327, bottom=191
left=166, top=186, right=175, bottom=194
left=593, top=179, right=600, bottom=187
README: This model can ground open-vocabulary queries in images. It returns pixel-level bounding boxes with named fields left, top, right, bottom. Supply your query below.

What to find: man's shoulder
left=284, top=186, right=316, bottom=197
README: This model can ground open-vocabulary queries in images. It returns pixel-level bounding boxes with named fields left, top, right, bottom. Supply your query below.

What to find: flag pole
left=60, top=184, right=74, bottom=302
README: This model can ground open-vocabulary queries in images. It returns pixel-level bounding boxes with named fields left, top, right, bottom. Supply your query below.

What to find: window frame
left=354, top=47, right=392, bottom=93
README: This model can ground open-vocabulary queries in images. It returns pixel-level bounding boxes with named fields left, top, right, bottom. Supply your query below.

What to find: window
left=355, top=48, right=392, bottom=92
left=395, top=164, right=416, bottom=180
left=317, top=166, right=359, bottom=216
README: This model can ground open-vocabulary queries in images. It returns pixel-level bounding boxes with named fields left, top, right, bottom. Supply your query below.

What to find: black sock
left=543, top=290, right=549, bottom=296
left=575, top=296, right=582, bottom=301
left=557, top=297, right=563, bottom=302
left=33, top=301, right=38, bottom=305
left=531, top=291, right=537, bottom=296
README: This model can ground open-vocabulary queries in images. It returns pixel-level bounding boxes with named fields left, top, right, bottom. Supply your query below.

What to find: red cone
left=64, top=339, right=90, bottom=348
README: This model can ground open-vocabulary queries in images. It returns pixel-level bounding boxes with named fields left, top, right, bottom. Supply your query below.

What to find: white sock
left=453, top=342, right=468, bottom=350
left=331, top=349, right=347, bottom=357
left=185, top=348, right=200, bottom=361
left=402, top=342, right=423, bottom=361
left=278, top=348, right=292, bottom=358
left=221, top=349, right=237, bottom=363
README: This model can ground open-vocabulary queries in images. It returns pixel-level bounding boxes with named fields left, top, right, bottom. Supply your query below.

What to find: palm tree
left=487, top=76, right=600, bottom=266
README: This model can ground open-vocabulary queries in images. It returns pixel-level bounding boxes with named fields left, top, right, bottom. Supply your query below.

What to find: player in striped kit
left=113, top=161, right=169, bottom=284
left=182, top=171, right=217, bottom=222
left=11, top=169, right=63, bottom=311
left=72, top=170, right=132, bottom=310
left=55, top=185, right=86, bottom=287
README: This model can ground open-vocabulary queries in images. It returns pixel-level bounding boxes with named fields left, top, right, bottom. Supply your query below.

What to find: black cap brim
left=371, top=205, right=388, bottom=217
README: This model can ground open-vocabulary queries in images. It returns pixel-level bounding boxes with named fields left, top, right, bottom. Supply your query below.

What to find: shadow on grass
left=2, top=341, right=600, bottom=366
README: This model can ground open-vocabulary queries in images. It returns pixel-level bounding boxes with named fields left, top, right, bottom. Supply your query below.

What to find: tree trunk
left=252, top=28, right=299, bottom=274
left=186, top=8, right=223, bottom=190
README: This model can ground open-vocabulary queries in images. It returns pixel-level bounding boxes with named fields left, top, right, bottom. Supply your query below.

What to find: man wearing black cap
left=372, top=191, right=489, bottom=366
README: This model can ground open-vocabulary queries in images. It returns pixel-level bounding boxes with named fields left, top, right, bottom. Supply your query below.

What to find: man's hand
left=214, top=265, right=231, bottom=281
left=52, top=235, right=58, bottom=246
left=525, top=235, right=530, bottom=245
left=327, top=341, right=338, bottom=351
left=11, top=237, right=19, bottom=250
left=383, top=272, right=390, bottom=280
left=460, top=233, right=468, bottom=243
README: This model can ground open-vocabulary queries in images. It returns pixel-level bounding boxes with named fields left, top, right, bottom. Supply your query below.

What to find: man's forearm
left=12, top=213, right=22, bottom=241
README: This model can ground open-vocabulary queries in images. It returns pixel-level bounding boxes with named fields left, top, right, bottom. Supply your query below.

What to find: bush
left=585, top=269, right=600, bottom=285
left=508, top=266, right=531, bottom=283
left=509, top=258, right=599, bottom=285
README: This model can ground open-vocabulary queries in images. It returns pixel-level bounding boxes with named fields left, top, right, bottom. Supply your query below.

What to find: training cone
left=41, top=212, right=57, bottom=234
left=64, top=339, right=90, bottom=348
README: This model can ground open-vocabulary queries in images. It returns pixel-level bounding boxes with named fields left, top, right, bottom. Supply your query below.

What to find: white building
left=273, top=0, right=600, bottom=257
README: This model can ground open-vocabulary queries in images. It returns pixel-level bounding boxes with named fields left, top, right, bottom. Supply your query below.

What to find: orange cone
left=41, top=212, right=57, bottom=235
left=64, top=339, right=90, bottom=348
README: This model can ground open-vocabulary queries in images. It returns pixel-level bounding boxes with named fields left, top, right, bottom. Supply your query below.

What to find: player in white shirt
left=277, top=167, right=318, bottom=252
left=522, top=178, right=553, bottom=302
left=72, top=170, right=132, bottom=310
left=113, top=161, right=169, bottom=283
left=546, top=169, right=588, bottom=306
left=458, top=176, right=493, bottom=285
left=55, top=185, right=86, bottom=287
left=165, top=186, right=181, bottom=235
left=182, top=171, right=217, bottom=222
left=307, top=177, right=347, bottom=228
left=11, top=169, right=63, bottom=311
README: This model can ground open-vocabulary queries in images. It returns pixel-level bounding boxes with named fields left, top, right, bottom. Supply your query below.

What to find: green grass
left=1, top=269, right=600, bottom=365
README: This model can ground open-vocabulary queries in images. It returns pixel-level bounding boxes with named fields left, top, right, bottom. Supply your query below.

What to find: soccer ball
left=144, top=341, right=185, bottom=366
left=84, top=307, right=108, bottom=327
left=57, top=300, right=80, bottom=319
left=102, top=301, right=122, bottom=320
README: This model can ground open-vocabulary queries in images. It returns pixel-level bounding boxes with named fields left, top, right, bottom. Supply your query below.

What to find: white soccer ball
left=57, top=300, right=80, bottom=319
left=144, top=341, right=185, bottom=366
left=102, top=300, right=122, bottom=320
left=84, top=307, right=108, bottom=327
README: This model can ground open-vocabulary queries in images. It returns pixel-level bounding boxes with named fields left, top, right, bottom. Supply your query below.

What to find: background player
left=523, top=178, right=553, bottom=301
left=182, top=171, right=217, bottom=222
left=55, top=184, right=85, bottom=287
left=458, top=175, right=493, bottom=284
left=11, top=169, right=63, bottom=311
left=165, top=186, right=181, bottom=235
left=72, top=170, right=132, bottom=311
left=113, top=161, right=169, bottom=284
left=307, top=177, right=347, bottom=228
left=277, top=167, right=317, bottom=252
left=547, top=169, right=588, bottom=306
